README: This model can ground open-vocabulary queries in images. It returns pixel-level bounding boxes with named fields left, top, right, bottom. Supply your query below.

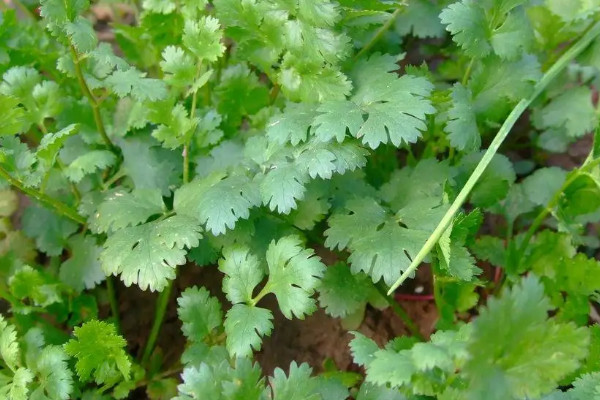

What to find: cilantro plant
left=1, top=0, right=600, bottom=398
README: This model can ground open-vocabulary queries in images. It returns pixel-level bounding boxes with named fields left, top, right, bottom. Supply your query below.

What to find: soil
left=110, top=257, right=438, bottom=385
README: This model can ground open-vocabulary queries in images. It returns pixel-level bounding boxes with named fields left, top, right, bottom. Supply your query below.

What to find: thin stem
left=374, top=283, right=424, bottom=341
left=11, top=0, right=35, bottom=19
left=106, top=276, right=121, bottom=332
left=142, top=281, right=173, bottom=364
left=513, top=159, right=599, bottom=264
left=102, top=166, right=127, bottom=190
left=0, top=164, right=86, bottom=225
left=387, top=20, right=600, bottom=295
left=354, top=5, right=404, bottom=60
left=461, top=58, right=475, bottom=86
left=249, top=284, right=271, bottom=307
left=69, top=45, right=115, bottom=150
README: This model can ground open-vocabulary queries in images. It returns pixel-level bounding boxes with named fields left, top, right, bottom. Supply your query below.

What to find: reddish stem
left=395, top=293, right=435, bottom=301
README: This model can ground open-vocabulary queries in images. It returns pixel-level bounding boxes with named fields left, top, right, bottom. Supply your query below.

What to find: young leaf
left=64, top=320, right=131, bottom=385
left=177, top=286, right=223, bottom=343
left=182, top=17, right=225, bottom=62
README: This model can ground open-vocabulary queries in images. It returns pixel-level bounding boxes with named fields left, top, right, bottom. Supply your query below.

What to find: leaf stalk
left=387, top=20, right=600, bottom=295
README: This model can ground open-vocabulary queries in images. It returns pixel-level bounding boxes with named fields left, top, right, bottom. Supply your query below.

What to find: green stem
left=142, top=281, right=173, bottom=364
left=0, top=165, right=86, bottom=225
left=69, top=45, right=115, bottom=150
left=387, top=20, right=600, bottom=295
left=374, top=283, right=424, bottom=341
left=249, top=284, right=271, bottom=307
left=513, top=157, right=600, bottom=265
left=461, top=58, right=475, bottom=86
left=106, top=276, right=121, bottom=332
left=102, top=166, right=127, bottom=190
left=355, top=6, right=404, bottom=60
left=11, top=0, right=35, bottom=19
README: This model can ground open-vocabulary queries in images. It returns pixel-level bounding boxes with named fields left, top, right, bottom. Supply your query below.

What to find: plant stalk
left=375, top=283, right=424, bottom=341
left=69, top=45, right=115, bottom=150
left=106, top=276, right=121, bottom=332
left=355, top=6, right=404, bottom=60
left=387, top=20, right=600, bottom=295
left=0, top=165, right=86, bottom=224
left=142, top=281, right=174, bottom=364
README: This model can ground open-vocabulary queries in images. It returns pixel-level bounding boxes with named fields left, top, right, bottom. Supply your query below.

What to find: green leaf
left=445, top=83, right=480, bottom=151
left=269, top=362, right=347, bottom=400
left=64, top=320, right=130, bottom=385
left=263, top=235, right=325, bottom=319
left=218, top=245, right=264, bottom=304
left=65, top=17, right=97, bottom=53
left=318, top=263, right=380, bottom=318
left=0, top=94, right=25, bottom=136
left=440, top=0, right=491, bottom=57
left=31, top=346, right=73, bottom=400
left=105, top=68, right=167, bottom=102
left=119, top=137, right=180, bottom=196
left=64, top=150, right=116, bottom=183
left=59, top=234, right=105, bottom=292
left=174, top=172, right=260, bottom=235
left=266, top=103, right=317, bottom=146
left=150, top=103, right=198, bottom=149
left=182, top=16, right=225, bottom=62
left=464, top=275, right=589, bottom=399
left=224, top=304, right=273, bottom=358
left=36, top=124, right=79, bottom=172
left=325, top=197, right=432, bottom=285
left=160, top=46, right=196, bottom=89
left=260, top=163, right=307, bottom=214
left=349, top=332, right=379, bottom=368
left=395, top=0, right=446, bottom=39
left=89, top=189, right=165, bottom=234
left=22, top=205, right=78, bottom=256
left=177, top=286, right=223, bottom=342
left=9, top=265, right=62, bottom=308
left=0, top=314, right=20, bottom=371
left=101, top=215, right=202, bottom=291
left=348, top=54, right=435, bottom=149
left=536, top=86, right=597, bottom=138
left=521, top=167, right=567, bottom=206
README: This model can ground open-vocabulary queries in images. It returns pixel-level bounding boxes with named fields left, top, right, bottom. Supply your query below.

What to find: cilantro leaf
left=182, top=17, right=226, bottom=62
left=263, top=235, right=325, bottom=319
left=464, top=275, right=589, bottom=399
left=177, top=286, right=223, bottom=343
left=89, top=189, right=165, bottom=234
left=101, top=215, right=202, bottom=291
left=174, top=172, right=260, bottom=235
left=64, top=150, right=116, bottom=183
left=0, top=94, right=26, bottom=136
left=59, top=234, right=105, bottom=292
left=318, top=263, right=381, bottom=318
left=105, top=68, right=167, bottom=102
left=445, top=83, right=480, bottom=151
left=22, top=205, right=78, bottom=256
left=218, top=245, right=264, bottom=304
left=64, top=320, right=131, bottom=385
left=224, top=304, right=273, bottom=358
